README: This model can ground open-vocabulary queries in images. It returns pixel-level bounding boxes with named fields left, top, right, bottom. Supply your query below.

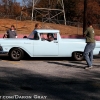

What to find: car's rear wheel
left=9, top=48, right=24, bottom=61
left=72, top=52, right=84, bottom=61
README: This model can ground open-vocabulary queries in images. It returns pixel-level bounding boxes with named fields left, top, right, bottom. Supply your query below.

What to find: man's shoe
left=85, top=66, right=93, bottom=69
left=84, top=67, right=89, bottom=69
left=88, top=66, right=93, bottom=69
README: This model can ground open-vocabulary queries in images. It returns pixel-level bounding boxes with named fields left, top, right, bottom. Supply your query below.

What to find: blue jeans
left=84, top=43, right=95, bottom=67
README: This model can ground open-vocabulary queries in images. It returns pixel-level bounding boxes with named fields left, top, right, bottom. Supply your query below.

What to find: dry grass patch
left=0, top=19, right=100, bottom=36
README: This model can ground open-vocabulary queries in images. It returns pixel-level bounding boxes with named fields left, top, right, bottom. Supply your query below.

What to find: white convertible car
left=0, top=29, right=100, bottom=61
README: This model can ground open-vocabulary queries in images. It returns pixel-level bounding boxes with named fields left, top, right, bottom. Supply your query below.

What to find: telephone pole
left=83, top=0, right=88, bottom=34
left=31, top=0, right=34, bottom=20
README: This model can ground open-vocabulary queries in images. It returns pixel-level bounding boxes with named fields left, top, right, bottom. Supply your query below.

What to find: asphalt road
left=0, top=55, right=100, bottom=100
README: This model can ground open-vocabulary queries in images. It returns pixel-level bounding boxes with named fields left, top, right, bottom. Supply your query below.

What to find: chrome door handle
left=54, top=41, right=58, bottom=43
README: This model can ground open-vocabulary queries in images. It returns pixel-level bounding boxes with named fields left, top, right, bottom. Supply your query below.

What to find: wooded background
left=0, top=0, right=100, bottom=24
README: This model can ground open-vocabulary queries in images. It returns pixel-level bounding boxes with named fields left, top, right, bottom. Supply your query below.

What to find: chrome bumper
left=0, top=51, right=8, bottom=54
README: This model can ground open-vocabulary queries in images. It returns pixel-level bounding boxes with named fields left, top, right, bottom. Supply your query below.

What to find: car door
left=33, top=33, right=58, bottom=56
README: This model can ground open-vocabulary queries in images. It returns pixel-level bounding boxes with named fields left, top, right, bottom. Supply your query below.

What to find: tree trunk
left=83, top=0, right=87, bottom=35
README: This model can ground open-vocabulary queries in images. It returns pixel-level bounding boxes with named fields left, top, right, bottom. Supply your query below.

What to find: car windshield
left=28, top=31, right=57, bottom=40
left=27, top=32, right=34, bottom=39
left=27, top=30, right=39, bottom=40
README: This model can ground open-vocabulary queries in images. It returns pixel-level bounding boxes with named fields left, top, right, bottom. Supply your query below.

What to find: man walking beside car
left=83, top=21, right=95, bottom=69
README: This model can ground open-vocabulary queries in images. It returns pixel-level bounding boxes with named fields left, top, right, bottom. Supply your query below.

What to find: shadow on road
left=47, top=61, right=86, bottom=69
left=0, top=54, right=74, bottom=61
left=0, top=54, right=100, bottom=61
left=0, top=54, right=99, bottom=61
left=0, top=67, right=100, bottom=100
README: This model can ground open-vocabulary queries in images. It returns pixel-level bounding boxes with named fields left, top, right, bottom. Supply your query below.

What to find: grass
left=0, top=18, right=100, bottom=37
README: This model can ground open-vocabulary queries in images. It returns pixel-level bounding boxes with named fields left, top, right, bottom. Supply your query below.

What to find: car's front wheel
left=9, top=48, right=24, bottom=61
left=72, top=52, right=84, bottom=61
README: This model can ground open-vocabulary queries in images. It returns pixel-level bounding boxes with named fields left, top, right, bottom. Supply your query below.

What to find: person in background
left=31, top=23, right=41, bottom=39
left=3, top=25, right=17, bottom=38
left=34, top=23, right=41, bottom=30
left=23, top=36, right=27, bottom=38
left=32, top=23, right=41, bottom=34
left=83, top=21, right=95, bottom=69
left=3, top=33, right=7, bottom=38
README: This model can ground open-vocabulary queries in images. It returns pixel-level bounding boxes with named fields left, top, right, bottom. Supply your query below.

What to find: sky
left=16, top=0, right=22, bottom=4
left=16, top=0, right=22, bottom=3
left=16, top=0, right=22, bottom=5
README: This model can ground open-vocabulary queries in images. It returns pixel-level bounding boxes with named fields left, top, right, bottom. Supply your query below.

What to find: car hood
left=0, top=38, right=32, bottom=44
